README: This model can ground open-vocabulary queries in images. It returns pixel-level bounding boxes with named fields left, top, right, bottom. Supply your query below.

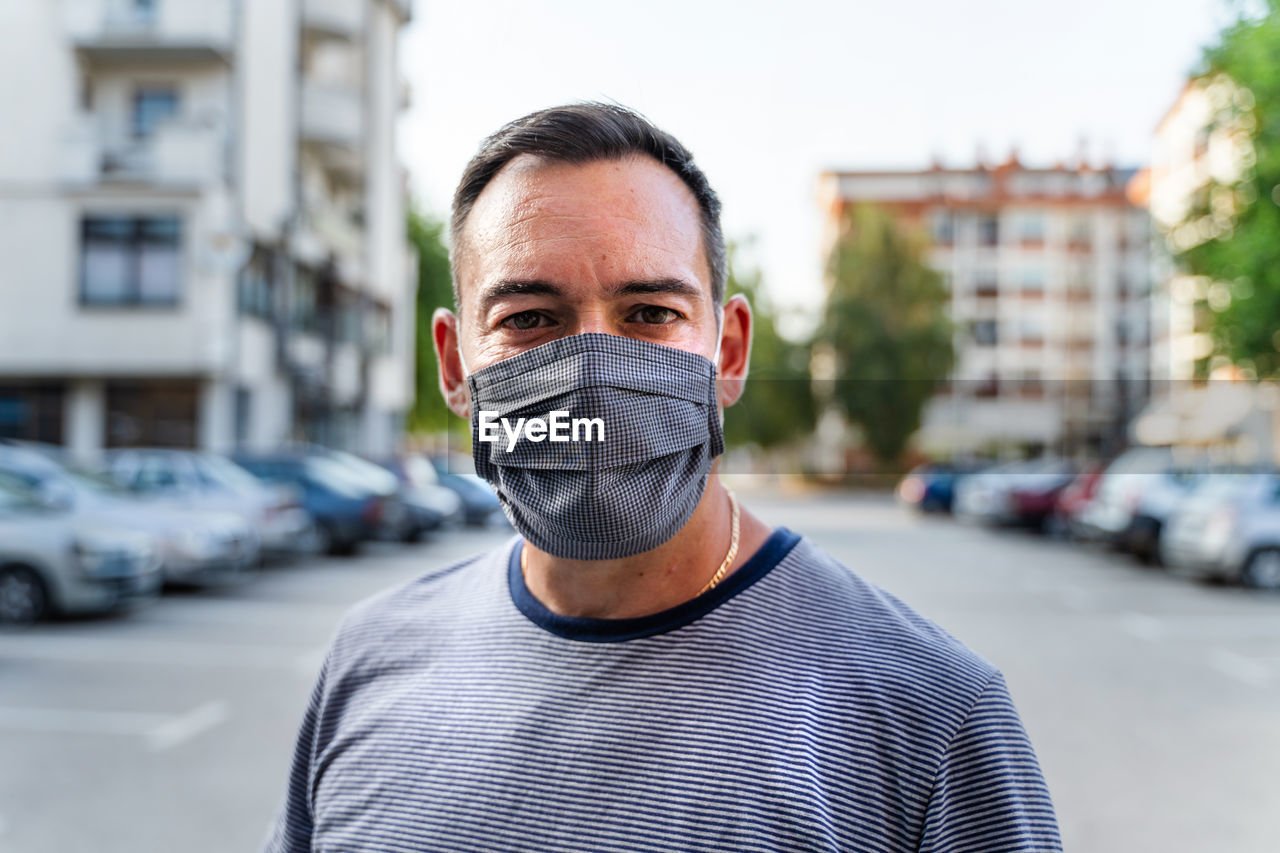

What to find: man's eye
left=502, top=311, right=549, bottom=331
left=629, top=306, right=679, bottom=325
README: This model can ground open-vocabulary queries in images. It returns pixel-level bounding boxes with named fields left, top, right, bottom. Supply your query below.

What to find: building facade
left=818, top=156, right=1151, bottom=456
left=0, top=0, right=415, bottom=459
left=1145, top=75, right=1254, bottom=388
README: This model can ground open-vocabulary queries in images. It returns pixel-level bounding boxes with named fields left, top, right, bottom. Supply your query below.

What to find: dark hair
left=449, top=102, right=727, bottom=310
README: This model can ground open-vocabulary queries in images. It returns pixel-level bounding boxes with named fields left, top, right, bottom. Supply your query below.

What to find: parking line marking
left=146, top=701, right=230, bottom=751
left=1119, top=611, right=1164, bottom=641
left=0, top=636, right=320, bottom=670
left=1209, top=651, right=1274, bottom=688
left=0, top=706, right=169, bottom=736
left=0, top=701, right=231, bottom=750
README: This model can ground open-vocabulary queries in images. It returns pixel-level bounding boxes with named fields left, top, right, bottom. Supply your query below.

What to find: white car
left=0, top=476, right=161, bottom=623
left=0, top=445, right=257, bottom=586
left=1162, top=472, right=1280, bottom=589
left=1077, top=446, right=1203, bottom=562
left=104, top=449, right=311, bottom=560
left=953, top=459, right=1070, bottom=526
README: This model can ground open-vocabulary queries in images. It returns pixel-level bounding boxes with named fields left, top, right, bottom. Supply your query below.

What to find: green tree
left=817, top=204, right=955, bottom=468
left=722, top=243, right=817, bottom=450
left=1178, top=0, right=1280, bottom=377
left=406, top=210, right=456, bottom=434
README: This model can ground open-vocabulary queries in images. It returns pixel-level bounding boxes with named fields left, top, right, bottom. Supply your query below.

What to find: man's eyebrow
left=610, top=278, right=704, bottom=299
left=476, top=280, right=563, bottom=316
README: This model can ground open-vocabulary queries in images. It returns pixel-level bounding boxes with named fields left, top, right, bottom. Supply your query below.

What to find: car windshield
left=402, top=456, right=439, bottom=487
left=305, top=457, right=374, bottom=498
left=1194, top=473, right=1264, bottom=499
left=198, top=455, right=265, bottom=494
left=65, top=468, right=131, bottom=495
left=0, top=473, right=42, bottom=512
left=326, top=451, right=399, bottom=492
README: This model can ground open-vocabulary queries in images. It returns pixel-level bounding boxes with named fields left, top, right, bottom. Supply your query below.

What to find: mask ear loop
left=712, top=304, right=725, bottom=371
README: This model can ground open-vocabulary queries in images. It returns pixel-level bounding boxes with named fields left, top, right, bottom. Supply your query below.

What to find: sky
left=397, top=0, right=1232, bottom=320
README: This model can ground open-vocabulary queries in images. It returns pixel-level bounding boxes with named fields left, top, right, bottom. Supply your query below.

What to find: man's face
left=434, top=152, right=751, bottom=420
left=453, top=153, right=719, bottom=371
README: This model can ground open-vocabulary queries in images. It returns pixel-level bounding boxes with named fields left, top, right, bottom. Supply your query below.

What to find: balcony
left=63, top=0, right=234, bottom=64
left=63, top=115, right=226, bottom=188
left=301, top=81, right=364, bottom=147
left=301, top=81, right=364, bottom=179
left=302, top=0, right=365, bottom=39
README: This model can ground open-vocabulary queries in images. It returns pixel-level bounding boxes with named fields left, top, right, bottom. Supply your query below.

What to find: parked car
left=430, top=453, right=504, bottom=526
left=0, top=445, right=256, bottom=587
left=896, top=462, right=986, bottom=513
left=101, top=449, right=308, bottom=561
left=1053, top=464, right=1106, bottom=539
left=1005, top=459, right=1077, bottom=531
left=0, top=473, right=161, bottom=623
left=954, top=459, right=1069, bottom=526
left=1161, top=471, right=1280, bottom=589
left=233, top=453, right=388, bottom=556
left=372, top=454, right=463, bottom=541
left=1077, top=446, right=1204, bottom=563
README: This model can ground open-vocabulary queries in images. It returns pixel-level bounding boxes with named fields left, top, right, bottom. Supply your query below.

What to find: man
left=264, top=103, right=1062, bottom=852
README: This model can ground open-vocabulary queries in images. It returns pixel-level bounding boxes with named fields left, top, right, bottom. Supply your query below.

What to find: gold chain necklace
left=519, top=488, right=741, bottom=597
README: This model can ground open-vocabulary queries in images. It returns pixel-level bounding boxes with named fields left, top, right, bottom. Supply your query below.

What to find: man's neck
left=519, top=474, right=773, bottom=620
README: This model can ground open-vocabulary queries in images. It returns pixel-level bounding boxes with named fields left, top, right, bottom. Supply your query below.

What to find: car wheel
left=1127, top=517, right=1163, bottom=565
left=0, top=565, right=48, bottom=625
left=301, top=522, right=337, bottom=557
left=1242, top=548, right=1280, bottom=591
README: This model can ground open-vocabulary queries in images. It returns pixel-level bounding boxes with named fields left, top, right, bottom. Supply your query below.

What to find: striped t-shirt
left=264, top=528, right=1061, bottom=852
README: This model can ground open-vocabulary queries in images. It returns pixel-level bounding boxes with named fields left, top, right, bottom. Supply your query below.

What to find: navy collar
left=508, top=528, right=801, bottom=643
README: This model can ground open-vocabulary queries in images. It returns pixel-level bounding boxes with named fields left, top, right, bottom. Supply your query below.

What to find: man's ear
left=716, top=294, right=752, bottom=408
left=432, top=308, right=471, bottom=419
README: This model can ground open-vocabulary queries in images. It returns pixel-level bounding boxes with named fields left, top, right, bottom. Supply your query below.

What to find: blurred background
left=1, top=0, right=1279, bottom=850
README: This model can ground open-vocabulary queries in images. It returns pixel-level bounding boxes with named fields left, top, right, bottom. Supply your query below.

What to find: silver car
left=0, top=445, right=259, bottom=587
left=1076, top=446, right=1203, bottom=562
left=1162, top=472, right=1280, bottom=589
left=0, top=475, right=161, bottom=623
left=103, top=449, right=311, bottom=560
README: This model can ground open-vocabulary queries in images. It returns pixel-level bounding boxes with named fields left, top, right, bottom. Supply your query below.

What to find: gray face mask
left=466, top=333, right=724, bottom=561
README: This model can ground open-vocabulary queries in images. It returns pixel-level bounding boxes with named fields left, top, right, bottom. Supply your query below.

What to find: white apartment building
left=1131, top=76, right=1279, bottom=464
left=1145, top=75, right=1254, bottom=387
left=818, top=156, right=1151, bottom=456
left=0, top=0, right=415, bottom=458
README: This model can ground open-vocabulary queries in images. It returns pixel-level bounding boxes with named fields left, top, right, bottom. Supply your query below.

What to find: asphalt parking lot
left=2, top=488, right=1277, bottom=852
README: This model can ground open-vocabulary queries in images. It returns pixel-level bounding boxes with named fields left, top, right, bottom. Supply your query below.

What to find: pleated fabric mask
left=467, top=333, right=724, bottom=560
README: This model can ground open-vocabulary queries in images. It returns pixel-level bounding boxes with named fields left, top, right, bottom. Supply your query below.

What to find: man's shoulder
left=326, top=539, right=513, bottom=659
left=762, top=534, right=1000, bottom=709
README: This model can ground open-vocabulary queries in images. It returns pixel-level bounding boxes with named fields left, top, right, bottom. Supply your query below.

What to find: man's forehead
left=471, top=153, right=700, bottom=233
left=456, top=154, right=710, bottom=305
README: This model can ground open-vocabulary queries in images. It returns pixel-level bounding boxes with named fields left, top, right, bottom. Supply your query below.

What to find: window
left=234, top=388, right=251, bottom=446
left=105, top=381, right=198, bottom=448
left=365, top=302, right=392, bottom=355
left=0, top=385, right=63, bottom=444
left=1068, top=216, right=1092, bottom=248
left=1020, top=267, right=1046, bottom=294
left=1018, top=214, right=1045, bottom=244
left=971, top=320, right=998, bottom=346
left=237, top=246, right=275, bottom=320
left=974, top=268, right=998, bottom=298
left=978, top=214, right=999, bottom=247
left=81, top=216, right=182, bottom=306
left=293, top=266, right=320, bottom=334
left=132, top=86, right=179, bottom=138
left=1021, top=316, right=1046, bottom=345
left=931, top=211, right=954, bottom=245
